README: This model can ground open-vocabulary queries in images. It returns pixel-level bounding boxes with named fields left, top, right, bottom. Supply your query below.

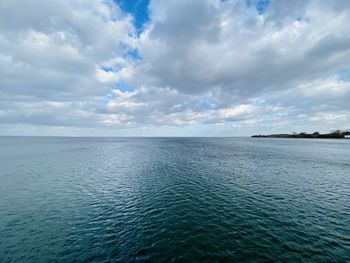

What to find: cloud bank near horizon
left=0, top=0, right=349, bottom=136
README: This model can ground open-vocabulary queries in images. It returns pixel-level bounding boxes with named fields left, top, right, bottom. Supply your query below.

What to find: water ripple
left=0, top=137, right=349, bottom=262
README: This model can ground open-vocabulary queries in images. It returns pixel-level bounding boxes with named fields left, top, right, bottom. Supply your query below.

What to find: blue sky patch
left=114, top=0, right=150, bottom=33
left=256, top=0, right=269, bottom=14
left=338, top=68, right=350, bottom=82
left=100, top=81, right=135, bottom=106
left=114, top=80, right=135, bottom=92
left=126, top=48, right=142, bottom=60
left=245, top=0, right=270, bottom=14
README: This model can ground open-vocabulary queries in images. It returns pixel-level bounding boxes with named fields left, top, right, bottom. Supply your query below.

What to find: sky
left=0, top=0, right=349, bottom=136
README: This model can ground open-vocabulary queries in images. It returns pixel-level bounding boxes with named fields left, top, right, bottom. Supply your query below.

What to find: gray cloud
left=128, top=0, right=350, bottom=96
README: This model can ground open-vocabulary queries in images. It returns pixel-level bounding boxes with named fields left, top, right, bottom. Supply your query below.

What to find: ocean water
left=0, top=137, right=349, bottom=263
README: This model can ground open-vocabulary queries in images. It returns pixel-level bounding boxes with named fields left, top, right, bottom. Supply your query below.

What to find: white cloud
left=0, top=0, right=135, bottom=101
left=218, top=105, right=256, bottom=120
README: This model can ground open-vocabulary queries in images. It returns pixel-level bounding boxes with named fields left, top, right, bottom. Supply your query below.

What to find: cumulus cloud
left=127, top=0, right=350, bottom=96
left=0, top=0, right=349, bottom=135
left=0, top=0, right=135, bottom=100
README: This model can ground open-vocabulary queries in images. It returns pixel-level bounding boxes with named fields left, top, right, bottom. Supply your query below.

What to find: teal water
left=0, top=137, right=349, bottom=262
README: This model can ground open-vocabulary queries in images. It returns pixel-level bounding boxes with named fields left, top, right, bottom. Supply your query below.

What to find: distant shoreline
left=252, top=130, right=350, bottom=139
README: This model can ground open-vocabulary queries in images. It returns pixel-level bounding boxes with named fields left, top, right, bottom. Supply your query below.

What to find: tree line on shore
left=252, top=130, right=350, bottom=139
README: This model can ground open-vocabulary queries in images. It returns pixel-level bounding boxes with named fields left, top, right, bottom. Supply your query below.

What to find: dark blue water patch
left=0, top=137, right=349, bottom=262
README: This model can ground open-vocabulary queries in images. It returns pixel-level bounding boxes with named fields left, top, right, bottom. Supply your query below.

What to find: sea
left=0, top=137, right=349, bottom=262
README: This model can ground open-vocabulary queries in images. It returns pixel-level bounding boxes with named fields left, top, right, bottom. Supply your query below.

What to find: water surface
left=0, top=137, right=349, bottom=262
